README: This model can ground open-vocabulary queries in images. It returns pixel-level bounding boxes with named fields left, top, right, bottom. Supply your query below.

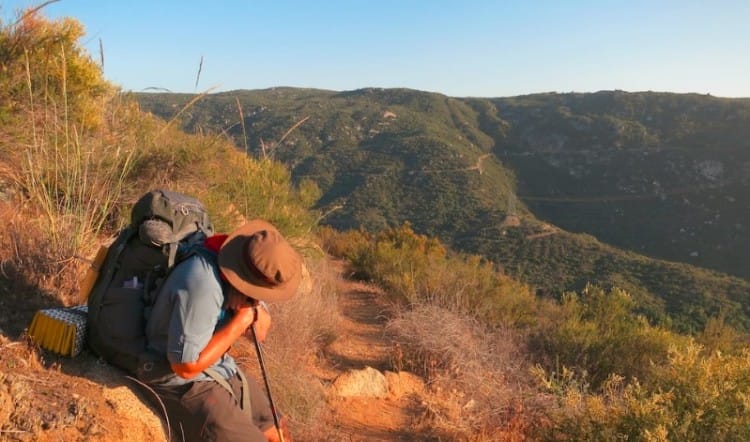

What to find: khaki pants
left=149, top=371, right=275, bottom=442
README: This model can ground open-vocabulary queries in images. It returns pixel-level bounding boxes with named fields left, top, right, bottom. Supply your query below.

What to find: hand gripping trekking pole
left=250, top=324, right=286, bottom=442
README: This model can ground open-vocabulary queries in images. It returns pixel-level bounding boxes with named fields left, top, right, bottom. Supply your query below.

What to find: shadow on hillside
left=0, top=269, right=67, bottom=339
left=58, top=350, right=170, bottom=437
left=339, top=290, right=391, bottom=326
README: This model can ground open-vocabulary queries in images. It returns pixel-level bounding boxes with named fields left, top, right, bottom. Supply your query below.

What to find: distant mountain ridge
left=134, top=88, right=750, bottom=333
left=488, top=91, right=750, bottom=278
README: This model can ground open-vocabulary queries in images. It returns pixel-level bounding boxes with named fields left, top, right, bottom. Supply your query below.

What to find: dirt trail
left=318, top=263, right=427, bottom=441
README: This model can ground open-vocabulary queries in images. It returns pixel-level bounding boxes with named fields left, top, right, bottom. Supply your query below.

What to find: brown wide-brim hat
left=218, top=219, right=302, bottom=302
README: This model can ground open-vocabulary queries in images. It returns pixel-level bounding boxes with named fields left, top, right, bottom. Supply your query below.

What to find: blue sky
left=2, top=0, right=749, bottom=97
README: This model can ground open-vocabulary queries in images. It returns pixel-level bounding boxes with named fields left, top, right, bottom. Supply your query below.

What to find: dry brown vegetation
left=0, top=7, right=332, bottom=441
left=386, top=303, right=540, bottom=439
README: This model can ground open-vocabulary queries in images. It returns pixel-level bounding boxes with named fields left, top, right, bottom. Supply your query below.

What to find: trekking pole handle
left=250, top=324, right=286, bottom=442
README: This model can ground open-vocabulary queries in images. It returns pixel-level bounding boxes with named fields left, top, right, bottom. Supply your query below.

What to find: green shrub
left=321, top=224, right=537, bottom=327
left=317, top=225, right=371, bottom=260
left=530, top=285, right=681, bottom=389
left=1, top=9, right=110, bottom=129
left=649, top=343, right=750, bottom=440
left=532, top=343, right=750, bottom=441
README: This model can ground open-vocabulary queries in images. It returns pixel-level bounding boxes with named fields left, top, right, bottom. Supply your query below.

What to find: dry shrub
left=0, top=201, right=87, bottom=338
left=386, top=303, right=540, bottom=440
left=234, top=256, right=342, bottom=438
left=2, top=209, right=86, bottom=299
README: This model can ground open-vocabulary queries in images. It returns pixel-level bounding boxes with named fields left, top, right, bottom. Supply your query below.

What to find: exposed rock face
left=333, top=366, right=389, bottom=398
left=333, top=367, right=426, bottom=399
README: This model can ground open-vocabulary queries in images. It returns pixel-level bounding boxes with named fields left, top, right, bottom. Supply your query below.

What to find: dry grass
left=232, top=256, right=342, bottom=438
left=0, top=199, right=86, bottom=342
left=386, top=303, right=546, bottom=440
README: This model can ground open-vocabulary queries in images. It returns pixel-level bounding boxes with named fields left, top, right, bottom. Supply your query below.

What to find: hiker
left=143, top=219, right=301, bottom=442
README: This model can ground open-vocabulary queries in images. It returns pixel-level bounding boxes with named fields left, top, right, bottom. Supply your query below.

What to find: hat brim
left=218, top=219, right=301, bottom=302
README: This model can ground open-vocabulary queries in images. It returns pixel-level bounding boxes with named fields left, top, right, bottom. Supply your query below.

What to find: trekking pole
left=250, top=324, right=286, bottom=442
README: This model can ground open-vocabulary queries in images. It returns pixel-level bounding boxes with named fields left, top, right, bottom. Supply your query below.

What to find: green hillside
left=471, top=225, right=750, bottom=333
left=135, top=88, right=750, bottom=333
left=484, top=91, right=750, bottom=280
left=135, top=88, right=520, bottom=243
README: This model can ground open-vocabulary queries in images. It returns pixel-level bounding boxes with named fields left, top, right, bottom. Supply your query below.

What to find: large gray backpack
left=86, top=189, right=214, bottom=375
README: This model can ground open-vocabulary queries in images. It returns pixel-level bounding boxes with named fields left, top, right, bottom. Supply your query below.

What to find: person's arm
left=170, top=304, right=257, bottom=379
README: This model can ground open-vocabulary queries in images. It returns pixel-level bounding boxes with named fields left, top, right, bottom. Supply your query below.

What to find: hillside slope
left=136, top=88, right=519, bottom=243
left=135, top=89, right=750, bottom=333
left=484, top=91, right=750, bottom=280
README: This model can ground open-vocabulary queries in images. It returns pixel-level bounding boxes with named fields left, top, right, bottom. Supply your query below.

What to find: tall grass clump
left=0, top=9, right=149, bottom=300
left=1, top=9, right=138, bottom=246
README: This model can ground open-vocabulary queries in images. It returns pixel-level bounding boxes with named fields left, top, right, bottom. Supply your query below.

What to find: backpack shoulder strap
left=144, top=243, right=215, bottom=305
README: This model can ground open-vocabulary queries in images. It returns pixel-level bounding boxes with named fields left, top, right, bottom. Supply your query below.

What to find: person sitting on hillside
left=143, top=219, right=301, bottom=442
